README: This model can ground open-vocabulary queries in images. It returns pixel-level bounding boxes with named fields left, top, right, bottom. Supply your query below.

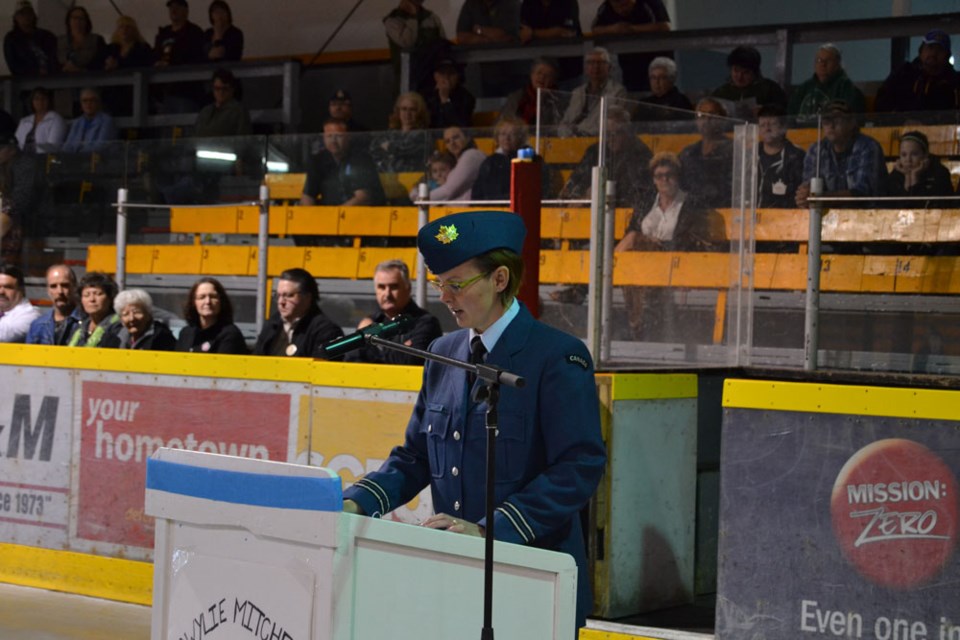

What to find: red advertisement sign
left=77, top=381, right=290, bottom=549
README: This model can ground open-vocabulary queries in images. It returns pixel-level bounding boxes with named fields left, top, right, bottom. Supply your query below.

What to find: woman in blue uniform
left=343, top=210, right=607, bottom=629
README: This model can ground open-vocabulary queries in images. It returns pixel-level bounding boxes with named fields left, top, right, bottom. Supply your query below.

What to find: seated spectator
left=27, top=264, right=84, bottom=345
left=194, top=68, right=252, bottom=137
left=0, top=263, right=39, bottom=343
left=796, top=101, right=887, bottom=208
left=425, top=59, right=476, bottom=128
left=636, top=56, right=693, bottom=120
left=383, top=0, right=447, bottom=95
left=418, top=125, right=486, bottom=202
left=15, top=87, right=66, bottom=153
left=3, top=0, right=58, bottom=76
left=62, top=88, right=117, bottom=153
left=370, top=92, right=432, bottom=175
left=591, top=0, right=670, bottom=92
left=58, top=5, right=105, bottom=73
left=0, top=117, right=43, bottom=254
left=67, top=271, right=121, bottom=348
left=558, top=47, right=627, bottom=136
left=876, top=30, right=960, bottom=115
left=300, top=118, right=386, bottom=209
left=679, top=97, right=733, bottom=208
left=105, top=289, right=176, bottom=351
left=203, top=0, right=243, bottom=62
left=472, top=116, right=559, bottom=201
left=756, top=104, right=805, bottom=208
left=788, top=44, right=865, bottom=118
left=253, top=268, right=343, bottom=357
left=343, top=259, right=443, bottom=365
left=411, top=149, right=456, bottom=198
left=456, top=0, right=522, bottom=95
left=103, top=15, right=154, bottom=69
left=560, top=106, right=653, bottom=207
left=501, top=57, right=565, bottom=127
left=886, top=130, right=954, bottom=203
left=615, top=152, right=722, bottom=340
left=155, top=0, right=205, bottom=67
left=518, top=0, right=581, bottom=83
left=176, top=276, right=248, bottom=354
left=712, top=46, right=787, bottom=119
left=456, top=0, right=521, bottom=45
left=328, top=88, right=366, bottom=132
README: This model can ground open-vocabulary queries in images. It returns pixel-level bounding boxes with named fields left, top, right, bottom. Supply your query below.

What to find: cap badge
left=435, top=224, right=459, bottom=245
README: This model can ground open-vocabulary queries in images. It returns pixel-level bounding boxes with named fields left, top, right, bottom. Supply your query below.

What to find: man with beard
left=27, top=264, right=84, bottom=345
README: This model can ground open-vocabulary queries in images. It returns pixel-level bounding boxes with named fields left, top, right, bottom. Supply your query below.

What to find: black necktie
left=468, top=336, right=486, bottom=387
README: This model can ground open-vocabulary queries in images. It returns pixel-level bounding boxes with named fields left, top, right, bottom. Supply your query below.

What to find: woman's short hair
left=31, top=86, right=52, bottom=103
left=389, top=92, right=429, bottom=130
left=648, top=56, right=677, bottom=81
left=114, top=288, right=153, bottom=315
left=649, top=151, right=682, bottom=173
left=208, top=0, right=233, bottom=24
left=78, top=271, right=118, bottom=301
left=279, top=268, right=320, bottom=309
left=184, top=276, right=234, bottom=326
left=472, top=249, right=524, bottom=307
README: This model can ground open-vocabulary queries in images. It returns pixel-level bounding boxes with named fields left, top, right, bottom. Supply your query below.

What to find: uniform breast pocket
left=422, top=403, right=450, bottom=479
left=468, top=408, right=528, bottom=484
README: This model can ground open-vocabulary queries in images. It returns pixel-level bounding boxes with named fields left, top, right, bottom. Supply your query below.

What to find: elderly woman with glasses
left=343, top=210, right=606, bottom=634
left=106, top=288, right=176, bottom=351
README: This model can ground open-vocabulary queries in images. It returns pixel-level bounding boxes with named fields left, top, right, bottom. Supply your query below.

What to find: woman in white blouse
left=15, top=87, right=66, bottom=153
left=615, top=151, right=723, bottom=341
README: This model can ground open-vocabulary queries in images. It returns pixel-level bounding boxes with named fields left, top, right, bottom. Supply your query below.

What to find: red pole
left=510, top=157, right=541, bottom=318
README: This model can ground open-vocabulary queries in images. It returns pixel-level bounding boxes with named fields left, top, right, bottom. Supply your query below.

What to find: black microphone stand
left=366, top=334, right=525, bottom=640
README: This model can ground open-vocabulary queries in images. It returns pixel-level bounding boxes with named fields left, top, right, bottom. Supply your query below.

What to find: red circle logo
left=830, top=438, right=958, bottom=589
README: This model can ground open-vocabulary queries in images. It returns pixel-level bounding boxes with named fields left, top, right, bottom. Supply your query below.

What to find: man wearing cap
left=711, top=45, right=787, bottom=119
left=0, top=263, right=40, bottom=343
left=253, top=268, right=343, bottom=357
left=343, top=210, right=607, bottom=630
left=328, top=89, right=366, bottom=132
left=425, top=59, right=476, bottom=128
left=343, top=258, right=442, bottom=365
left=796, top=100, right=887, bottom=208
left=3, top=0, right=58, bottom=76
left=788, top=44, right=866, bottom=118
left=876, top=29, right=960, bottom=114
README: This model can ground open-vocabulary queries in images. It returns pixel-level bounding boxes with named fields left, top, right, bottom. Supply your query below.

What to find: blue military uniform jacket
left=344, top=303, right=607, bottom=626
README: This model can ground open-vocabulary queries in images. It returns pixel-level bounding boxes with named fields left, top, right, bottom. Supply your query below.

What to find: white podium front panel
left=145, top=448, right=577, bottom=640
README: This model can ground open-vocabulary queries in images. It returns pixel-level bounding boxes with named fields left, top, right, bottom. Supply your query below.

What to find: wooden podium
left=145, top=448, right=578, bottom=640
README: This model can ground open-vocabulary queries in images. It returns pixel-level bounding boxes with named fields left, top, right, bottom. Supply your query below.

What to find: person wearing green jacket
left=788, top=44, right=866, bottom=118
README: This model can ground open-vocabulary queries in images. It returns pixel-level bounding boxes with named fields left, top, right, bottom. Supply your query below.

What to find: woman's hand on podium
left=343, top=499, right=365, bottom=515
left=421, top=513, right=484, bottom=537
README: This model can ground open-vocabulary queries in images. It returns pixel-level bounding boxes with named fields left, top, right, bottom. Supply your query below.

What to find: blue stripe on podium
left=146, top=459, right=342, bottom=511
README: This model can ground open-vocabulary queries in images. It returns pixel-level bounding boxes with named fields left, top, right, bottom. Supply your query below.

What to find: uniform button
left=451, top=466, right=459, bottom=477
left=454, top=501, right=461, bottom=511
left=428, top=424, right=432, bottom=433
left=453, top=430, right=461, bottom=441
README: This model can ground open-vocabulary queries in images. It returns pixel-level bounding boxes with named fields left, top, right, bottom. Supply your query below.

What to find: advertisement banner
left=305, top=387, right=432, bottom=523
left=73, top=373, right=303, bottom=557
left=717, top=409, right=960, bottom=639
left=0, top=366, right=73, bottom=547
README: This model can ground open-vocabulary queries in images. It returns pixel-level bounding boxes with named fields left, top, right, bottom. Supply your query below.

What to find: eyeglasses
left=276, top=291, right=301, bottom=301
left=429, top=271, right=489, bottom=295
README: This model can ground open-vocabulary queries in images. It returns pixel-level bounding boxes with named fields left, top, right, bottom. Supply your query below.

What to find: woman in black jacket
left=176, top=276, right=248, bottom=354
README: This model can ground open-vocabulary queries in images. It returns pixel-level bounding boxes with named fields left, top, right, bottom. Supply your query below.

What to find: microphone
left=320, top=315, right=415, bottom=359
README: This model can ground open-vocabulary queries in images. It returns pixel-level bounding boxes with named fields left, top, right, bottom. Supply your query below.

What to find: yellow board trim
left=0, top=543, right=152, bottom=605
left=580, top=630, right=661, bottom=640
left=723, top=378, right=960, bottom=421
left=603, top=373, right=698, bottom=401
left=0, top=345, right=423, bottom=391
